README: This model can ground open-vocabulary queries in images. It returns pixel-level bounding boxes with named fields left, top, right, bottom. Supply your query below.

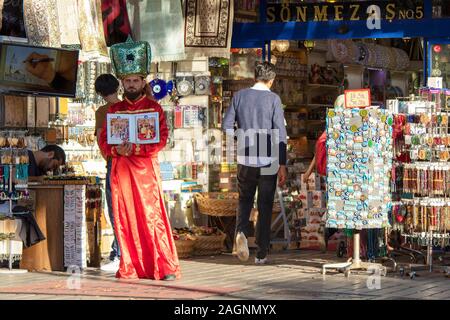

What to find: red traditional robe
left=99, top=95, right=180, bottom=279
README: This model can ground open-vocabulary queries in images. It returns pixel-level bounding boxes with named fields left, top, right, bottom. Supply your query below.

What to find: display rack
left=393, top=94, right=450, bottom=273
left=0, top=141, right=29, bottom=274
left=322, top=106, right=393, bottom=276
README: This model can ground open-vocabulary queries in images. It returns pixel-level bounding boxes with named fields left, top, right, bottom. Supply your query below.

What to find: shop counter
left=20, top=184, right=65, bottom=271
left=19, top=181, right=103, bottom=272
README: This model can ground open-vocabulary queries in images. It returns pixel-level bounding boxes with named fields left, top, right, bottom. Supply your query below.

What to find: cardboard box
left=311, top=191, right=326, bottom=209
left=298, top=191, right=312, bottom=209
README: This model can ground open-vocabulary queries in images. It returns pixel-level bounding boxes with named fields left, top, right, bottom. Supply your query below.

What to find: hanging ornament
left=276, top=40, right=290, bottom=53
left=270, top=41, right=277, bottom=52
left=270, top=54, right=277, bottom=65
left=434, top=45, right=442, bottom=53
left=150, top=78, right=168, bottom=101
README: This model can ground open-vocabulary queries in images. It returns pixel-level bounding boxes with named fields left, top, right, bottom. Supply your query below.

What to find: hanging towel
left=183, top=0, right=234, bottom=59
left=127, top=0, right=186, bottom=62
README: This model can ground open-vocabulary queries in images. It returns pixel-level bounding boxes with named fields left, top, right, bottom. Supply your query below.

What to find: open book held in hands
left=107, top=112, right=160, bottom=144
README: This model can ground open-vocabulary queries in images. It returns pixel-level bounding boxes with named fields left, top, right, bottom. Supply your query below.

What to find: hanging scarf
left=183, top=0, right=234, bottom=59
left=101, top=0, right=132, bottom=46
left=57, top=0, right=80, bottom=45
left=23, top=0, right=61, bottom=47
left=0, top=0, right=27, bottom=39
left=127, top=0, right=186, bottom=62
left=78, top=0, right=108, bottom=60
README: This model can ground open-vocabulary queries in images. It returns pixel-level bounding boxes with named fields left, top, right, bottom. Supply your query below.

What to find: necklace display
left=391, top=96, right=450, bottom=272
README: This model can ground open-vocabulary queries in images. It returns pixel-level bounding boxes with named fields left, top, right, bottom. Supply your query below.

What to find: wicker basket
left=193, top=232, right=227, bottom=256
left=174, top=239, right=195, bottom=258
left=194, top=192, right=239, bottom=217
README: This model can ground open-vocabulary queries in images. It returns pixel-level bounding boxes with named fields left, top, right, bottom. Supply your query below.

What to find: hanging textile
left=77, top=0, right=108, bottom=60
left=184, top=0, right=234, bottom=58
left=101, top=0, right=132, bottom=47
left=127, top=0, right=185, bottom=62
left=0, top=0, right=27, bottom=40
left=23, top=0, right=61, bottom=47
left=57, top=0, right=81, bottom=45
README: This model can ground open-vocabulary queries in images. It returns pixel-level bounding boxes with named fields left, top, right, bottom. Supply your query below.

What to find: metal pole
left=353, top=232, right=361, bottom=267
left=8, top=239, right=12, bottom=270
left=427, top=230, right=433, bottom=272
left=8, top=164, right=12, bottom=270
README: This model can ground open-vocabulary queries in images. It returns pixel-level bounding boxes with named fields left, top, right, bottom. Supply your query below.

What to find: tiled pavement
left=0, top=250, right=449, bottom=300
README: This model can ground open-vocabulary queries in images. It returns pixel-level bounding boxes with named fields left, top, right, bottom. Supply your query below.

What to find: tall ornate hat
left=110, top=36, right=151, bottom=79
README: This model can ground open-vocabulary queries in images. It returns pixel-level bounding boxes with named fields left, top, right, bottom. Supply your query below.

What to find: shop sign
left=344, top=89, right=371, bottom=109
left=267, top=0, right=424, bottom=23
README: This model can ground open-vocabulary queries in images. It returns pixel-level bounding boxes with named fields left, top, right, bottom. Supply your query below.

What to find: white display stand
left=322, top=231, right=387, bottom=277
left=0, top=164, right=28, bottom=274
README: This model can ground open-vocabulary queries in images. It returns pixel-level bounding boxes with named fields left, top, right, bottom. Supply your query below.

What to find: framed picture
left=135, top=112, right=160, bottom=144
left=107, top=112, right=160, bottom=144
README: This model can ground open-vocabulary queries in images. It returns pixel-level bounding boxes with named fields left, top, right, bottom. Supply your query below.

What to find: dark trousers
left=237, top=164, right=278, bottom=259
left=106, top=160, right=120, bottom=260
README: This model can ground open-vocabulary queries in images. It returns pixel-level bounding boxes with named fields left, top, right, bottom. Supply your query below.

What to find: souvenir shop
left=1, top=0, right=450, bottom=277
left=226, top=0, right=450, bottom=276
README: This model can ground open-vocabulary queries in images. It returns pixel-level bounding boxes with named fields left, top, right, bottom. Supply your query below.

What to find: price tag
left=428, top=77, right=443, bottom=89
left=344, top=89, right=371, bottom=109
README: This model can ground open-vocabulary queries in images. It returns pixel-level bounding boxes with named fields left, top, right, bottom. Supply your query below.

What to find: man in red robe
left=99, top=37, right=180, bottom=280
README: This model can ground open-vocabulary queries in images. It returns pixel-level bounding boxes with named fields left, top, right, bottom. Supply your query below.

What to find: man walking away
left=222, top=62, right=287, bottom=264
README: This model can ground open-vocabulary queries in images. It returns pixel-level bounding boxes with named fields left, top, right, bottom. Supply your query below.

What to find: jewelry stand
left=322, top=231, right=387, bottom=277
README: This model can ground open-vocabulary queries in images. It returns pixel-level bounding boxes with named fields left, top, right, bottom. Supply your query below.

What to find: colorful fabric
left=98, top=96, right=180, bottom=279
left=110, top=36, right=151, bottom=79
left=326, top=108, right=393, bottom=230
left=127, top=0, right=185, bottom=62
left=184, top=0, right=234, bottom=58
left=101, top=0, right=132, bottom=47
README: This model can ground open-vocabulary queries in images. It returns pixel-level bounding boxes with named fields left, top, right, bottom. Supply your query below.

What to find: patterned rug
left=184, top=0, right=234, bottom=58
left=0, top=278, right=240, bottom=299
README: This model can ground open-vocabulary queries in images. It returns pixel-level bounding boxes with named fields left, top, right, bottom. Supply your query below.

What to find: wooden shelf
left=307, top=83, right=341, bottom=89
left=307, top=104, right=334, bottom=108
left=236, top=10, right=258, bottom=17
left=306, top=119, right=326, bottom=124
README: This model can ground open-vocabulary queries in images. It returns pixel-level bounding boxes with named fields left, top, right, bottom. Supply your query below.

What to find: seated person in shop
left=28, top=144, right=66, bottom=177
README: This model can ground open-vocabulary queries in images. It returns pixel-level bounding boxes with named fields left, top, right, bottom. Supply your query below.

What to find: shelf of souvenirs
left=341, top=63, right=420, bottom=73
left=307, top=83, right=341, bottom=90
left=42, top=175, right=101, bottom=185
left=307, top=104, right=334, bottom=109
left=400, top=197, right=450, bottom=205
left=284, top=103, right=334, bottom=109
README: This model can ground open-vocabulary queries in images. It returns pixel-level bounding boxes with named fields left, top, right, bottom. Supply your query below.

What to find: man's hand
left=115, top=141, right=133, bottom=156
left=302, top=173, right=310, bottom=184
left=24, top=52, right=56, bottom=83
left=278, top=165, right=287, bottom=187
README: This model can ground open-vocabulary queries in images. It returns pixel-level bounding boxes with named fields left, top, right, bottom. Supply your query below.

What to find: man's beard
left=124, top=89, right=142, bottom=101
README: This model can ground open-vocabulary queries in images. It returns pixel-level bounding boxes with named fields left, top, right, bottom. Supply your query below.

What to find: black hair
left=255, top=61, right=277, bottom=82
left=41, top=145, right=66, bottom=164
left=95, top=74, right=119, bottom=97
